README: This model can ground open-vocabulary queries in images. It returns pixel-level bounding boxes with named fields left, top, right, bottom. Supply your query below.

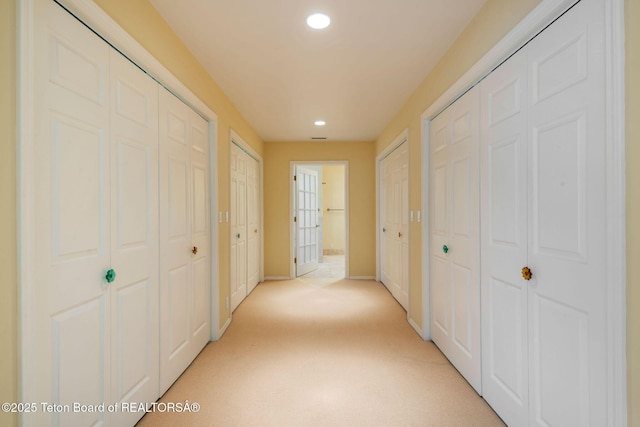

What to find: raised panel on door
left=527, top=0, right=607, bottom=424
left=480, top=45, right=529, bottom=427
left=109, top=49, right=159, bottom=424
left=32, top=0, right=111, bottom=423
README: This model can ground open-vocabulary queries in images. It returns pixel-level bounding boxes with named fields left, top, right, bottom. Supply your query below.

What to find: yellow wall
left=90, top=0, right=265, bottom=327
left=626, top=0, right=640, bottom=423
left=0, top=0, right=17, bottom=425
left=376, top=0, right=542, bottom=331
left=264, top=142, right=375, bottom=278
left=322, top=165, right=346, bottom=254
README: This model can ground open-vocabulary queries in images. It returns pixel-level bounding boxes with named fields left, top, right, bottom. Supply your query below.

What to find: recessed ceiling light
left=314, top=120, right=326, bottom=126
left=306, top=13, right=331, bottom=30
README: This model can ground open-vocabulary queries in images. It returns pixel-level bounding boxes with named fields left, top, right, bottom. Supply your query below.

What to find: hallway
left=137, top=279, right=504, bottom=427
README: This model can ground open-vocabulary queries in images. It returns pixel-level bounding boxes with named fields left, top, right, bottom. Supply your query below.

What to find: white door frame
left=290, top=161, right=349, bottom=279
left=17, top=0, right=222, bottom=411
left=229, top=130, right=265, bottom=293
left=420, top=0, right=626, bottom=424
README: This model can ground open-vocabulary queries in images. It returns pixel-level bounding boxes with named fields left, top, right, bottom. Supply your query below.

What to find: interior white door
left=247, top=155, right=260, bottom=292
left=230, top=144, right=248, bottom=310
left=109, top=47, right=160, bottom=427
left=32, top=2, right=112, bottom=424
left=159, top=87, right=210, bottom=394
left=526, top=0, right=607, bottom=424
left=480, top=47, right=529, bottom=427
left=379, top=143, right=409, bottom=309
left=430, top=85, right=481, bottom=393
left=296, top=167, right=320, bottom=276
left=481, top=0, right=608, bottom=424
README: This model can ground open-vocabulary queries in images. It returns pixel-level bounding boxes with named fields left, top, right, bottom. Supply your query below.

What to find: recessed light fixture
left=314, top=120, right=326, bottom=126
left=306, top=13, right=331, bottom=30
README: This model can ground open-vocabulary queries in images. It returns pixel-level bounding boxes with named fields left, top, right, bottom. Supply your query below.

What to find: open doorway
left=291, top=162, right=347, bottom=279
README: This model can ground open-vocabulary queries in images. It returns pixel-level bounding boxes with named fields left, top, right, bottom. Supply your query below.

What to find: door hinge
left=294, top=216, right=297, bottom=222
left=294, top=175, right=297, bottom=181
left=294, top=257, right=297, bottom=264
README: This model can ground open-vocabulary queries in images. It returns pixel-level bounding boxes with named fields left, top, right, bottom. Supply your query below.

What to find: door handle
left=383, top=228, right=386, bottom=232
left=105, top=269, right=116, bottom=284
left=522, top=266, right=532, bottom=281
left=237, top=233, right=241, bottom=239
left=254, top=229, right=258, bottom=233
left=398, top=232, right=402, bottom=238
left=442, top=245, right=449, bottom=254
left=192, top=246, right=198, bottom=255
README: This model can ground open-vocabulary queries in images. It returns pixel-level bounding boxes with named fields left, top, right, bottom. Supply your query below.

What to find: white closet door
left=230, top=144, right=248, bottom=311
left=109, top=49, right=160, bottom=426
left=247, top=155, right=260, bottom=292
left=32, top=1, right=111, bottom=425
left=430, top=85, right=481, bottom=393
left=296, top=167, right=320, bottom=276
left=480, top=48, right=529, bottom=427
left=159, top=87, right=210, bottom=394
left=379, top=144, right=409, bottom=310
left=526, top=0, right=607, bottom=424
left=188, top=108, right=211, bottom=360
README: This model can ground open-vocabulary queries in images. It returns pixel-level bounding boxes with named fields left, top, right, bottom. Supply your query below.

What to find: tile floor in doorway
left=300, top=254, right=345, bottom=279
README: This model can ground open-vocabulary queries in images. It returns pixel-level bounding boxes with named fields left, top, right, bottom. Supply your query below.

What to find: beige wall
left=322, top=165, right=346, bottom=255
left=264, top=142, right=375, bottom=278
left=626, top=0, right=640, bottom=423
left=90, top=0, right=265, bottom=326
left=0, top=0, right=17, bottom=425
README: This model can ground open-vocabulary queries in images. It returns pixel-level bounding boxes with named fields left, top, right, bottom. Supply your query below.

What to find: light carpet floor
left=137, top=279, right=505, bottom=427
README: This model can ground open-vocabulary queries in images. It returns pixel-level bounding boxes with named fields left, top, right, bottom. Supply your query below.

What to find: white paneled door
left=380, top=142, right=409, bottom=309
left=429, top=85, right=481, bottom=393
left=31, top=1, right=159, bottom=425
left=481, top=0, right=608, bottom=425
left=230, top=143, right=261, bottom=310
left=159, top=87, right=211, bottom=395
left=295, top=167, right=320, bottom=277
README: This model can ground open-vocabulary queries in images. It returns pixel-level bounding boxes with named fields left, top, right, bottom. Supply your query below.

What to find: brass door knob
left=254, top=229, right=258, bottom=233
left=522, top=266, right=532, bottom=281
left=192, top=246, right=198, bottom=255
left=398, top=232, right=402, bottom=238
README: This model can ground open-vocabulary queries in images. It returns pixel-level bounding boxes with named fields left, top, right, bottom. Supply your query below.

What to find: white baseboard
left=408, top=317, right=425, bottom=339
left=264, top=276, right=292, bottom=281
left=214, top=317, right=231, bottom=340
left=347, top=276, right=376, bottom=280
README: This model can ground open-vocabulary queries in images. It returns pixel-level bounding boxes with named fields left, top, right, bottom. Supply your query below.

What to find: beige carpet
left=137, top=279, right=505, bottom=427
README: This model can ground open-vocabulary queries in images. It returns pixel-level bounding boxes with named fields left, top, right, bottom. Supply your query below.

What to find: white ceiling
left=149, top=0, right=488, bottom=142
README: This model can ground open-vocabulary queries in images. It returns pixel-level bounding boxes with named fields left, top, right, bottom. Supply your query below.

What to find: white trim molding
left=420, top=0, right=626, bottom=424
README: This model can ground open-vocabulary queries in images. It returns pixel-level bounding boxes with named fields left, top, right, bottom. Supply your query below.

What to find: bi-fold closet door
left=230, top=143, right=260, bottom=311
left=380, top=143, right=410, bottom=310
left=28, top=0, right=211, bottom=425
left=158, top=87, right=211, bottom=394
left=480, top=0, right=607, bottom=425
left=31, top=1, right=160, bottom=425
left=429, top=86, right=481, bottom=393
left=430, top=0, right=609, bottom=424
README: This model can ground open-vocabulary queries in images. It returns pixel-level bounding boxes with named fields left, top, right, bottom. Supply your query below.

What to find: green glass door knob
left=442, top=245, right=449, bottom=254
left=105, top=269, right=116, bottom=283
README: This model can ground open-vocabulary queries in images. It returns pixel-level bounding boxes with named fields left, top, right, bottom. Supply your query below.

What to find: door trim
left=17, top=0, right=222, bottom=409
left=420, top=0, right=626, bottom=424
left=289, top=161, right=349, bottom=279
